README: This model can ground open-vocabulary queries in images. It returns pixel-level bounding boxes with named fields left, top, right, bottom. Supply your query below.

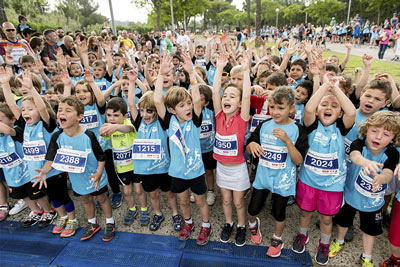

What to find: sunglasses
left=222, top=72, right=230, bottom=77
left=140, top=108, right=155, bottom=114
left=5, top=29, right=16, bottom=32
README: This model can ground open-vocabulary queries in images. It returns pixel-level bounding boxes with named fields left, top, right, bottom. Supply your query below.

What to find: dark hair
left=270, top=55, right=281, bottom=65
left=266, top=72, right=287, bottom=86
left=20, top=55, right=35, bottom=64
left=18, top=15, right=27, bottom=23
left=269, top=86, right=295, bottom=106
left=54, top=83, right=64, bottom=94
left=363, top=78, right=392, bottom=100
left=325, top=63, right=340, bottom=75
left=43, top=29, right=55, bottom=38
left=297, top=80, right=313, bottom=100
left=199, top=85, right=212, bottom=104
left=60, top=96, right=85, bottom=115
left=236, top=27, right=241, bottom=32
left=29, top=37, right=43, bottom=50
left=291, top=59, right=307, bottom=71
left=106, top=97, right=127, bottom=115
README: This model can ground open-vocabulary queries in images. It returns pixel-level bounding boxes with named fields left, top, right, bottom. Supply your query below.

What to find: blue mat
left=0, top=221, right=312, bottom=266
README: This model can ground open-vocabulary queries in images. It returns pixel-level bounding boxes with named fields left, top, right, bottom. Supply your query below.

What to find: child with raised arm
left=246, top=87, right=308, bottom=257
left=291, top=75, right=356, bottom=265
left=211, top=52, right=251, bottom=247
left=154, top=53, right=211, bottom=245
left=128, top=69, right=181, bottom=232
left=32, top=96, right=115, bottom=242
left=329, top=111, right=400, bottom=267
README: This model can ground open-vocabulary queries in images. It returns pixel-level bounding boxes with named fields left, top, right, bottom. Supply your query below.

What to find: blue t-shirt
left=200, top=107, right=215, bottom=153
left=94, top=77, right=112, bottom=92
left=344, top=109, right=368, bottom=162
left=81, top=103, right=110, bottom=150
left=294, top=104, right=305, bottom=125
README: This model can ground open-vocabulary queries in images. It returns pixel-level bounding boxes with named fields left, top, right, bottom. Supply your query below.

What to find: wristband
left=190, top=80, right=196, bottom=86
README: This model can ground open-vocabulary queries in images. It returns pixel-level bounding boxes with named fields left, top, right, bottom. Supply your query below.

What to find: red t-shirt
left=213, top=110, right=249, bottom=164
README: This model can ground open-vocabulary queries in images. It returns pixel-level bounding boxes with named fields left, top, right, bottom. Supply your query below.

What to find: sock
left=88, top=217, right=96, bottom=224
left=299, top=227, right=308, bottom=236
left=336, top=239, right=344, bottom=245
left=202, top=221, right=211, bottom=228
left=273, top=234, right=282, bottom=240
left=320, top=232, right=331, bottom=245
left=249, top=220, right=257, bottom=228
left=227, top=222, right=233, bottom=227
left=362, top=253, right=372, bottom=260
left=185, top=217, right=193, bottom=224
left=106, top=217, right=115, bottom=224
left=0, top=204, right=8, bottom=209
left=237, top=224, right=245, bottom=228
left=208, top=190, right=214, bottom=192
left=140, top=207, right=148, bottom=211
left=129, top=206, right=137, bottom=211
left=61, top=215, right=68, bottom=219
left=71, top=218, right=78, bottom=222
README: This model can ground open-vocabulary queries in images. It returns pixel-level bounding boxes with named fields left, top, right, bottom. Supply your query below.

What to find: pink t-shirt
left=213, top=110, right=249, bottom=164
left=380, top=29, right=392, bottom=45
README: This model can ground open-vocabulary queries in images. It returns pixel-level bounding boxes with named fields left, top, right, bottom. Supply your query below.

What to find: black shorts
left=171, top=175, right=207, bottom=195
left=138, top=173, right=172, bottom=193
left=334, top=202, right=383, bottom=236
left=248, top=188, right=289, bottom=222
left=74, top=185, right=109, bottom=197
left=202, top=151, right=216, bottom=170
left=116, top=171, right=138, bottom=186
left=45, top=172, right=70, bottom=204
left=9, top=182, right=46, bottom=200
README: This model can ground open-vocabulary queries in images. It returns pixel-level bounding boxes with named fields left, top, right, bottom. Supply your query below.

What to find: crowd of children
left=0, top=24, right=400, bottom=267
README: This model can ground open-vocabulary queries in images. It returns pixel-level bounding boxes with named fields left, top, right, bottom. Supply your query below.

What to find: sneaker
left=0, top=205, right=8, bottom=221
left=267, top=237, right=284, bottom=257
left=178, top=221, right=194, bottom=241
left=235, top=226, right=246, bottom=247
left=206, top=191, right=216, bottom=206
left=38, top=209, right=57, bottom=228
left=360, top=255, right=374, bottom=267
left=190, top=192, right=195, bottom=203
left=149, top=213, right=165, bottom=231
left=9, top=199, right=27, bottom=215
left=292, top=232, right=309, bottom=254
left=23, top=211, right=43, bottom=227
left=102, top=223, right=115, bottom=242
left=196, top=225, right=212, bottom=246
left=249, top=217, right=262, bottom=245
left=60, top=220, right=77, bottom=238
left=80, top=222, right=101, bottom=241
left=52, top=216, right=67, bottom=234
left=328, top=239, right=344, bottom=258
left=124, top=208, right=138, bottom=225
left=140, top=209, right=150, bottom=226
left=315, top=241, right=329, bottom=265
left=287, top=196, right=296, bottom=206
left=380, top=255, right=400, bottom=267
left=344, top=225, right=354, bottom=242
left=220, top=223, right=234, bottom=243
left=111, top=192, right=123, bottom=209
left=172, top=213, right=182, bottom=231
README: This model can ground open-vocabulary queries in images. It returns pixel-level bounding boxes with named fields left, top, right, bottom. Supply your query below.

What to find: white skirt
left=216, top=161, right=250, bottom=191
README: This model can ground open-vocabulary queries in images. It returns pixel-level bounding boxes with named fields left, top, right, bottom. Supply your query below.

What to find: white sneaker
left=206, top=191, right=216, bottom=206
left=9, top=199, right=27, bottom=215
left=190, top=192, right=195, bottom=203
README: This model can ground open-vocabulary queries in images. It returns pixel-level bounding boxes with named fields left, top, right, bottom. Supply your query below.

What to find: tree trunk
left=0, top=0, right=7, bottom=24
left=194, top=17, right=196, bottom=32
left=203, top=12, right=207, bottom=31
left=155, top=0, right=161, bottom=31
left=256, top=0, right=261, bottom=35
left=247, top=0, right=251, bottom=34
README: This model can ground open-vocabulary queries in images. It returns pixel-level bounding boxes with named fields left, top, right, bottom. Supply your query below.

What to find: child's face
left=153, top=62, right=160, bottom=73
left=200, top=94, right=209, bottom=108
left=327, top=56, right=339, bottom=66
left=51, top=74, right=62, bottom=85
left=113, top=56, right=122, bottom=67
left=195, top=47, right=204, bottom=58
left=366, top=125, right=394, bottom=155
left=57, top=102, right=83, bottom=129
left=317, top=94, right=342, bottom=126
left=289, top=64, right=305, bottom=80
left=231, top=73, right=243, bottom=88
left=258, top=77, right=268, bottom=89
left=88, top=54, right=97, bottom=65
left=47, top=62, right=57, bottom=73
left=121, top=79, right=129, bottom=97
left=106, top=109, right=125, bottom=124
left=257, top=64, right=270, bottom=77
left=139, top=105, right=157, bottom=124
left=75, top=84, right=92, bottom=105
left=359, top=89, right=388, bottom=116
left=295, top=86, right=309, bottom=105
left=170, top=95, right=193, bottom=123
left=93, top=65, right=106, bottom=79
left=45, top=93, right=59, bottom=103
left=172, top=58, right=180, bottom=67
left=177, top=71, right=186, bottom=83
left=266, top=83, right=277, bottom=95
left=163, top=70, right=175, bottom=88
left=18, top=86, right=30, bottom=97
left=211, top=53, right=218, bottom=65
left=0, top=111, right=15, bottom=128
left=269, top=99, right=295, bottom=125
left=21, top=62, right=33, bottom=72
left=221, top=86, right=241, bottom=116
left=195, top=69, right=205, bottom=80
left=70, top=64, right=82, bottom=77
left=21, top=100, right=41, bottom=126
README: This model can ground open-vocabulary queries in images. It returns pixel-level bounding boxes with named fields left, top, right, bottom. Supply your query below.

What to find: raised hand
left=19, top=70, right=34, bottom=89
left=159, top=54, right=174, bottom=76
left=0, top=66, right=12, bottom=84
left=60, top=69, right=72, bottom=86
left=127, top=69, right=138, bottom=82
left=309, top=61, right=319, bottom=76
left=216, top=53, right=228, bottom=69
left=83, top=69, right=94, bottom=83
left=362, top=54, right=373, bottom=68
left=181, top=53, right=194, bottom=74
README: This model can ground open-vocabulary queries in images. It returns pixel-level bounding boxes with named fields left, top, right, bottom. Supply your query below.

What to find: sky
left=48, top=0, right=243, bottom=24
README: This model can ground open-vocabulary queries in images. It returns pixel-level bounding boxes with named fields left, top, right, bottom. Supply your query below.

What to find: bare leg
left=134, top=183, right=147, bottom=209
left=220, top=188, right=233, bottom=224
left=177, top=189, right=191, bottom=219
left=194, top=193, right=209, bottom=223
left=149, top=190, right=161, bottom=215
left=96, top=192, right=112, bottom=219
left=122, top=184, right=134, bottom=209
left=165, top=190, right=179, bottom=215
left=232, top=190, right=246, bottom=226
left=81, top=195, right=95, bottom=220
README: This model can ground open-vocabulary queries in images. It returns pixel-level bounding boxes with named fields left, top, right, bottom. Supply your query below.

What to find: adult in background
left=378, top=24, right=393, bottom=60
left=22, top=27, right=36, bottom=43
left=0, top=22, right=32, bottom=66
left=56, top=28, right=65, bottom=46
left=234, top=27, right=245, bottom=50
left=41, top=29, right=59, bottom=65
left=176, top=29, right=190, bottom=51
left=120, top=30, right=135, bottom=50
left=60, top=35, right=80, bottom=61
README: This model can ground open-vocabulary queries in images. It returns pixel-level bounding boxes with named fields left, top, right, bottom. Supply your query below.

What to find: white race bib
left=0, top=152, right=22, bottom=168
left=250, top=114, right=270, bottom=132
left=23, top=140, right=47, bottom=161
left=214, top=133, right=238, bottom=156
left=132, top=139, right=161, bottom=160
left=81, top=109, right=99, bottom=129
left=344, top=138, right=352, bottom=161
left=96, top=81, right=107, bottom=91
left=112, top=145, right=133, bottom=166
left=52, top=148, right=88, bottom=173
left=259, top=144, right=288, bottom=169
left=355, top=171, right=387, bottom=198
left=200, top=120, right=213, bottom=138
left=304, top=150, right=339, bottom=175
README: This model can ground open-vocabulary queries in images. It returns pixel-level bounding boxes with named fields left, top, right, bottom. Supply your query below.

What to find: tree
left=283, top=3, right=303, bottom=25
left=0, top=0, right=7, bottom=25
left=256, top=0, right=261, bottom=35
left=132, top=0, right=163, bottom=31
left=56, top=0, right=80, bottom=24
left=306, top=0, right=346, bottom=25
left=205, top=0, right=234, bottom=31
left=246, top=0, right=251, bottom=33
left=218, top=8, right=240, bottom=30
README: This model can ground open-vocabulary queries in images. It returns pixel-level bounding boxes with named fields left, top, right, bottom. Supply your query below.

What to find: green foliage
left=306, top=0, right=346, bottom=25
left=205, top=0, right=235, bottom=30
left=283, top=3, right=303, bottom=24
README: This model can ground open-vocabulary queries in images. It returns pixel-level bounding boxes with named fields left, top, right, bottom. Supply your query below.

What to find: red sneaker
left=178, top=221, right=194, bottom=241
left=196, top=225, right=212, bottom=246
